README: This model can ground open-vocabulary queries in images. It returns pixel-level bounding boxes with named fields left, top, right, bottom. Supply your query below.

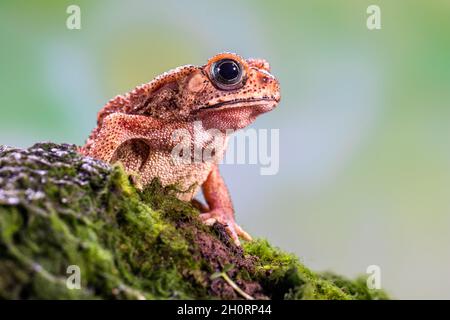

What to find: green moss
left=0, top=143, right=389, bottom=300
left=244, top=240, right=345, bottom=300
left=319, top=272, right=389, bottom=300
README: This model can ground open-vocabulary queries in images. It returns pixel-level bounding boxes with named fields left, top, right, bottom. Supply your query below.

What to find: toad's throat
left=199, top=97, right=278, bottom=111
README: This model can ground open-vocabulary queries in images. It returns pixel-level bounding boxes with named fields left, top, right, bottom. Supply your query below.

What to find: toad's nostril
left=259, top=75, right=270, bottom=84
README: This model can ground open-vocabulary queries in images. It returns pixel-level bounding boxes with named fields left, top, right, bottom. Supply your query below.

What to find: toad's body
left=81, top=53, right=280, bottom=244
left=87, top=115, right=225, bottom=201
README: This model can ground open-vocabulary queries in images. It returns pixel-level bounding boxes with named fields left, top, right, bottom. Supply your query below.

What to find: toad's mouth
left=198, top=97, right=279, bottom=111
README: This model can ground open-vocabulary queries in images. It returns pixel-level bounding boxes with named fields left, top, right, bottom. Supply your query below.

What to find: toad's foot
left=199, top=209, right=252, bottom=246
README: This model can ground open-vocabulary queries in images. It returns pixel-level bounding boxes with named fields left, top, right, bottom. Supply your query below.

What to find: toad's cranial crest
left=80, top=52, right=281, bottom=245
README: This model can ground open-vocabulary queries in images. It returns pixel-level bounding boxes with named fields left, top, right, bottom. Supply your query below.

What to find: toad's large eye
left=211, top=59, right=243, bottom=90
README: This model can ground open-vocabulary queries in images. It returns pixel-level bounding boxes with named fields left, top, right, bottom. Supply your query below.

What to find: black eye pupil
left=212, top=59, right=242, bottom=87
left=217, top=61, right=239, bottom=81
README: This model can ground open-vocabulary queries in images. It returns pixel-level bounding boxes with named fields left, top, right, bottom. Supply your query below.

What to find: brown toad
left=81, top=52, right=281, bottom=245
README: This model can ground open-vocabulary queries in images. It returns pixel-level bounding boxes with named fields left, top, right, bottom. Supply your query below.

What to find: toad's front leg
left=199, top=164, right=252, bottom=246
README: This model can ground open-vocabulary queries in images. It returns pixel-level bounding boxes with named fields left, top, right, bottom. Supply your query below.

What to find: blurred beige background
left=1, top=0, right=449, bottom=299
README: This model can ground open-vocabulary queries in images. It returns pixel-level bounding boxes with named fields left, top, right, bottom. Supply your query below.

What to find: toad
left=81, top=52, right=281, bottom=245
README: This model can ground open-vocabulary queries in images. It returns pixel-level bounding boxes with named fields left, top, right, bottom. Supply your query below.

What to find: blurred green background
left=1, top=0, right=449, bottom=299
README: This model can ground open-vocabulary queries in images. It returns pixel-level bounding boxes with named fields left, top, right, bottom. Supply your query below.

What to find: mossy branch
left=0, top=143, right=390, bottom=300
